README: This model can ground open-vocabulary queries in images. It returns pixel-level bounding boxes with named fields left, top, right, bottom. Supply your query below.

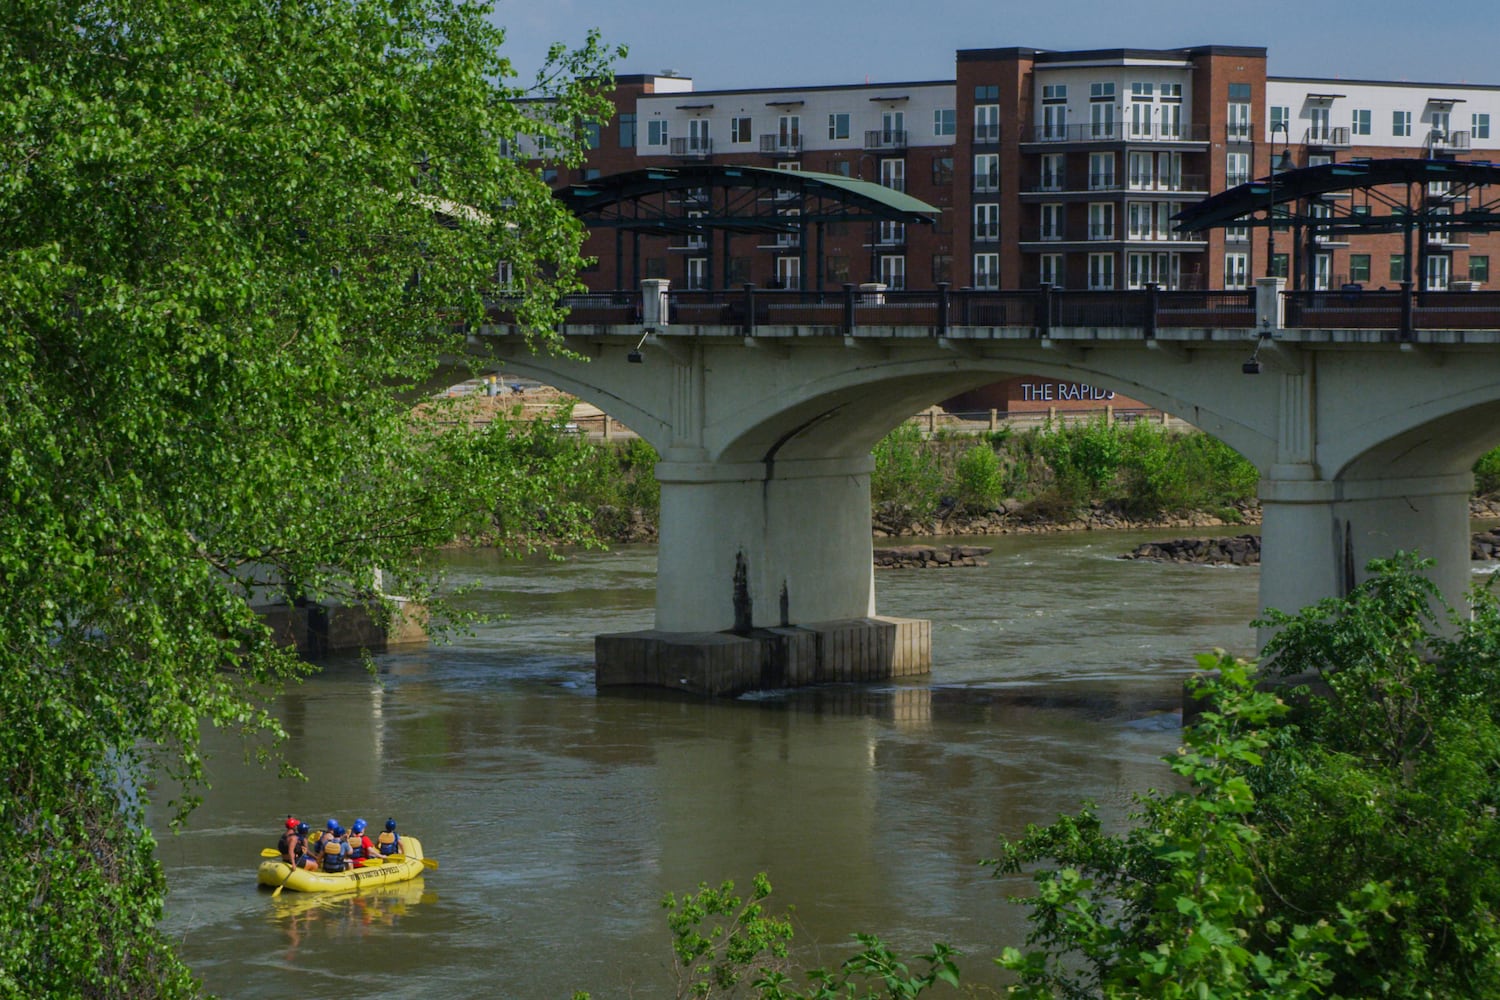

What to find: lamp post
left=1265, top=121, right=1293, bottom=278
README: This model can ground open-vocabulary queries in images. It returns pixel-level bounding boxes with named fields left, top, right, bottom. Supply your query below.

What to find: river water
left=151, top=528, right=1264, bottom=998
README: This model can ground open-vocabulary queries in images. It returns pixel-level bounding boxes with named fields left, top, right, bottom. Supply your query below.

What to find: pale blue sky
left=492, top=0, right=1500, bottom=92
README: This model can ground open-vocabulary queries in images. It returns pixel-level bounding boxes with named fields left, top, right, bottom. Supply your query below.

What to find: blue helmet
left=296, top=822, right=309, bottom=836
left=352, top=818, right=367, bottom=835
left=333, top=823, right=345, bottom=838
left=384, top=818, right=396, bottom=832
left=326, top=818, right=339, bottom=832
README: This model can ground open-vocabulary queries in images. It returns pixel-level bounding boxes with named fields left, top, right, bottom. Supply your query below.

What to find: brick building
left=535, top=46, right=1500, bottom=298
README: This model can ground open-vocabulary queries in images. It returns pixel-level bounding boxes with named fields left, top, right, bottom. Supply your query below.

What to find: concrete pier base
left=259, top=598, right=428, bottom=657
left=595, top=616, right=931, bottom=697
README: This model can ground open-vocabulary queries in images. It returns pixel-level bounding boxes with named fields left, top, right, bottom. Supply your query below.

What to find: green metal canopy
left=1175, top=157, right=1500, bottom=235
left=553, top=163, right=940, bottom=235
left=553, top=163, right=941, bottom=291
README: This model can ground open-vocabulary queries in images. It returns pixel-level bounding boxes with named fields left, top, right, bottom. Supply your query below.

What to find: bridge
left=477, top=278, right=1500, bottom=695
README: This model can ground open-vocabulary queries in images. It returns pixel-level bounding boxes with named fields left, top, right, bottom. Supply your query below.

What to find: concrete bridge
left=479, top=278, right=1500, bottom=695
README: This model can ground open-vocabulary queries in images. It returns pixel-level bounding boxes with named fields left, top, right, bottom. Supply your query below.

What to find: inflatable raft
left=258, top=835, right=431, bottom=893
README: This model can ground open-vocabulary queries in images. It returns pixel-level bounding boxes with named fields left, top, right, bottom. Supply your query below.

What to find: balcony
left=1025, top=121, right=1209, bottom=145
left=1225, top=122, right=1254, bottom=143
left=759, top=134, right=802, bottom=155
left=669, top=137, right=713, bottom=159
left=972, top=224, right=1001, bottom=243
left=1427, top=129, right=1472, bottom=153
left=1125, top=172, right=1207, bottom=194
left=1087, top=174, right=1122, bottom=192
left=864, top=129, right=908, bottom=151
left=1304, top=126, right=1350, bottom=149
left=973, top=123, right=1001, bottom=145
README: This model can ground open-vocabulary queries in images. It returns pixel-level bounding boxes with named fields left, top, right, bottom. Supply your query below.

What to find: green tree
left=0, top=2, right=620, bottom=994
left=992, top=556, right=1500, bottom=999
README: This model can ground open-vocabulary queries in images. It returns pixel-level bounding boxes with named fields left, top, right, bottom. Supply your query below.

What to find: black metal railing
left=487, top=283, right=1499, bottom=340
left=1026, top=122, right=1211, bottom=144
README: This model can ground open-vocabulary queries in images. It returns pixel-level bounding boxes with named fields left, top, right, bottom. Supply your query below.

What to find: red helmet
left=285, top=816, right=300, bottom=830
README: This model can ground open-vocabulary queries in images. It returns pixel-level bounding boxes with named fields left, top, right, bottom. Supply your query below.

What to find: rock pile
left=1473, top=528, right=1500, bottom=560
left=875, top=544, right=992, bottom=569
left=1122, top=535, right=1261, bottom=566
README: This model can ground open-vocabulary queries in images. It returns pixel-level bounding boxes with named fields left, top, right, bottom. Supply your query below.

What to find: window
left=880, top=158, right=905, bottom=192
left=686, top=118, right=710, bottom=153
left=582, top=168, right=601, bottom=181
left=1426, top=254, right=1450, bottom=290
left=1228, top=102, right=1251, bottom=140
left=1225, top=224, right=1249, bottom=242
left=1126, top=252, right=1152, bottom=289
left=730, top=117, right=753, bottom=143
left=1389, top=254, right=1406, bottom=282
left=1090, top=82, right=1116, bottom=100
left=1040, top=153, right=1064, bottom=191
left=1090, top=100, right=1116, bottom=139
left=1270, top=253, right=1289, bottom=279
left=777, top=115, right=800, bottom=151
left=619, top=113, right=637, bottom=147
left=541, top=167, right=558, bottom=184
left=1393, top=110, right=1412, bottom=137
left=1126, top=201, right=1153, bottom=240
left=931, top=156, right=953, bottom=186
left=975, top=84, right=1000, bottom=101
left=727, top=257, right=751, bottom=286
left=1228, top=83, right=1251, bottom=101
left=1432, top=109, right=1451, bottom=138
left=1039, top=253, right=1063, bottom=288
left=1224, top=253, right=1248, bottom=289
left=932, top=254, right=952, bottom=285
left=1088, top=202, right=1114, bottom=240
left=1042, top=83, right=1067, bottom=101
left=973, top=253, right=1000, bottom=289
left=973, top=203, right=1000, bottom=242
left=1089, top=151, right=1115, bottom=190
left=1269, top=105, right=1290, bottom=136
left=582, top=122, right=601, bottom=149
left=1040, top=203, right=1064, bottom=240
left=830, top=159, right=852, bottom=177
left=647, top=119, right=669, bottom=146
left=1352, top=109, right=1371, bottom=136
left=828, top=113, right=850, bottom=140
left=878, top=220, right=905, bottom=245
left=1226, top=151, right=1250, bottom=187
left=685, top=210, right=707, bottom=249
left=1471, top=255, right=1490, bottom=283
left=686, top=257, right=708, bottom=291
left=1128, top=151, right=1153, bottom=189
left=1474, top=113, right=1492, bottom=139
left=934, top=108, right=957, bottom=136
left=826, top=255, right=851, bottom=284
left=974, top=153, right=999, bottom=192
left=1160, top=82, right=1182, bottom=101
left=880, top=254, right=906, bottom=291
left=1349, top=254, right=1371, bottom=283
left=495, top=261, right=514, bottom=292
left=1088, top=252, right=1115, bottom=290
left=1131, top=81, right=1154, bottom=99
left=973, top=104, right=999, bottom=142
left=775, top=257, right=800, bottom=290
left=1042, top=103, right=1067, bottom=140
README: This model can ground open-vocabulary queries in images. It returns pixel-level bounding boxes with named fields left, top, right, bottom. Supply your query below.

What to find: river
left=151, top=528, right=1265, bottom=998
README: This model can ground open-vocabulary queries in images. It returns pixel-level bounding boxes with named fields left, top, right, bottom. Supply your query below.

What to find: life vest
left=348, top=835, right=368, bottom=861
left=278, top=832, right=305, bottom=864
left=377, top=831, right=400, bottom=855
left=321, top=838, right=347, bottom=873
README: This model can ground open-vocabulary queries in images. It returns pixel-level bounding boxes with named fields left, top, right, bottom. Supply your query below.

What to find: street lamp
left=1265, top=121, right=1294, bottom=278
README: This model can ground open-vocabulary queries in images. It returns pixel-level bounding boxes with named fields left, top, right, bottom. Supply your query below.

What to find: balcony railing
left=1028, top=122, right=1209, bottom=143
left=1226, top=122, right=1254, bottom=143
left=669, top=137, right=714, bottom=158
left=1427, top=129, right=1472, bottom=151
left=864, top=129, right=908, bottom=151
left=1124, top=172, right=1207, bottom=193
left=1304, top=126, right=1350, bottom=148
left=490, top=284, right=1492, bottom=339
left=759, top=134, right=802, bottom=154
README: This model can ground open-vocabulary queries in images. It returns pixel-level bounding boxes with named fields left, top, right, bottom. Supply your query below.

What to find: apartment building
left=542, top=48, right=1500, bottom=295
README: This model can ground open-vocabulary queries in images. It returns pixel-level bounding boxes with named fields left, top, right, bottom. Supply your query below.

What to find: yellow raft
left=258, top=835, right=431, bottom=893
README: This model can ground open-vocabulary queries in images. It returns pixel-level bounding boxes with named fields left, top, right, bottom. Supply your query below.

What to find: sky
left=490, top=0, right=1500, bottom=93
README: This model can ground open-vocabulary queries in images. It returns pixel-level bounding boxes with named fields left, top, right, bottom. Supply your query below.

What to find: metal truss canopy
left=1175, top=157, right=1500, bottom=236
left=553, top=163, right=940, bottom=236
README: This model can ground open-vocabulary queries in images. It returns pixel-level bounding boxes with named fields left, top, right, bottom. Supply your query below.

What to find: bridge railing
left=486, top=284, right=1497, bottom=338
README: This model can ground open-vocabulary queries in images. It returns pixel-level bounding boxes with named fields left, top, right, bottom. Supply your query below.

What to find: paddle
left=381, top=854, right=439, bottom=869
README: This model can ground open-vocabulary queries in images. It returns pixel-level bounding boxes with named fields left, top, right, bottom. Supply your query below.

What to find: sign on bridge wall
left=943, top=377, right=1147, bottom=415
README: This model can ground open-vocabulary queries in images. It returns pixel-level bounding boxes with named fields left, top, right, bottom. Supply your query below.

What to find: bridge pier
left=1259, top=469, right=1474, bottom=621
left=596, top=455, right=931, bottom=695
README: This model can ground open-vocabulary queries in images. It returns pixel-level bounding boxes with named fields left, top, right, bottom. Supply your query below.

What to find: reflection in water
left=153, top=530, right=1261, bottom=998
